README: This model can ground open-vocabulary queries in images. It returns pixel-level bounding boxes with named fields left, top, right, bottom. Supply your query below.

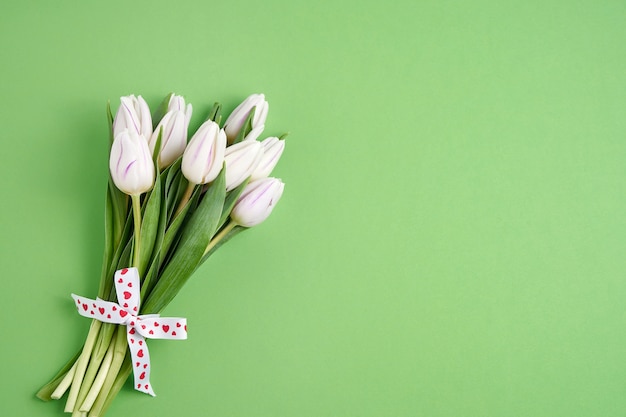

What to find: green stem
left=50, top=361, right=77, bottom=400
left=36, top=349, right=81, bottom=401
left=64, top=320, right=102, bottom=412
left=70, top=322, right=116, bottom=414
left=173, top=181, right=195, bottom=219
left=204, top=221, right=237, bottom=256
left=86, top=193, right=142, bottom=415
left=97, top=357, right=132, bottom=417
left=79, top=337, right=115, bottom=412
left=131, top=194, right=142, bottom=268
left=88, top=325, right=128, bottom=417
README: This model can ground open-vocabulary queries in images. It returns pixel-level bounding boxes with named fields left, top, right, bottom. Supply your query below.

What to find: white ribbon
left=72, top=267, right=187, bottom=396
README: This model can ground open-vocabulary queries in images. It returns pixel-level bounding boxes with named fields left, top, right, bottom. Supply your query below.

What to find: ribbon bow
left=72, top=267, right=187, bottom=396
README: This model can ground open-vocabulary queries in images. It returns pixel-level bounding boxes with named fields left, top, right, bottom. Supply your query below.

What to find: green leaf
left=35, top=350, right=82, bottom=401
left=109, top=180, right=128, bottom=240
left=116, top=236, right=133, bottom=277
left=162, top=159, right=180, bottom=218
left=233, top=107, right=256, bottom=144
left=140, top=252, right=160, bottom=301
left=167, top=170, right=188, bottom=223
left=165, top=158, right=182, bottom=194
left=106, top=101, right=115, bottom=145
left=106, top=208, right=133, bottom=291
left=152, top=92, right=173, bottom=129
left=140, top=173, right=169, bottom=298
left=141, top=167, right=226, bottom=314
left=152, top=126, right=163, bottom=167
left=159, top=185, right=200, bottom=271
left=138, top=172, right=162, bottom=278
left=198, top=225, right=245, bottom=267
left=98, top=185, right=115, bottom=299
left=206, top=102, right=222, bottom=124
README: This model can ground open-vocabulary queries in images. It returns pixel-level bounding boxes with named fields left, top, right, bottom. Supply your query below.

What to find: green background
left=1, top=1, right=625, bottom=416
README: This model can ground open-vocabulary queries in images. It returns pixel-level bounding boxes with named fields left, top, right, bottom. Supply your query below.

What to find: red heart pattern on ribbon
left=71, top=267, right=187, bottom=396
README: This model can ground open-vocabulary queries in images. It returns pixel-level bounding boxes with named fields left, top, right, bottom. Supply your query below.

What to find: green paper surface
left=1, top=1, right=626, bottom=416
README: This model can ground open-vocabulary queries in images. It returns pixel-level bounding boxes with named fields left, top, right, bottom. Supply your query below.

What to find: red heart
left=118, top=278, right=123, bottom=283
left=92, top=303, right=96, bottom=308
left=162, top=325, right=170, bottom=333
left=123, top=303, right=128, bottom=308
left=112, top=306, right=117, bottom=311
left=137, top=383, right=141, bottom=388
left=149, top=330, right=154, bottom=335
left=121, top=268, right=128, bottom=274
left=176, top=322, right=181, bottom=327
left=129, top=328, right=135, bottom=335
left=153, top=322, right=159, bottom=327
left=184, top=325, right=187, bottom=331
left=82, top=304, right=88, bottom=311
left=123, top=291, right=131, bottom=300
left=120, top=310, right=128, bottom=318
left=99, top=307, right=105, bottom=315
left=136, top=362, right=140, bottom=367
left=130, top=338, right=134, bottom=344
left=137, top=349, right=144, bottom=358
left=77, top=299, right=81, bottom=305
left=133, top=306, right=137, bottom=312
left=172, top=331, right=176, bottom=336
left=128, top=282, right=132, bottom=287
left=144, top=384, right=149, bottom=390
left=141, top=325, right=146, bottom=329
left=143, top=364, right=148, bottom=369
left=90, top=311, right=94, bottom=315
left=139, top=340, right=143, bottom=346
left=130, top=321, right=135, bottom=326
left=139, top=371, right=145, bottom=380
left=107, top=314, right=111, bottom=319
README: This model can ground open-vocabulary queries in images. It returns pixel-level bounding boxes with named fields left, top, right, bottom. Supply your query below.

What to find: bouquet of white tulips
left=36, top=93, right=287, bottom=417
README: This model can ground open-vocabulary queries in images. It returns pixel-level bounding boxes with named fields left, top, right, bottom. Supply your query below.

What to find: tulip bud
left=223, top=93, right=269, bottom=143
left=230, top=178, right=285, bottom=227
left=167, top=94, right=193, bottom=126
left=112, top=95, right=152, bottom=139
left=224, top=140, right=263, bottom=191
left=250, top=137, right=285, bottom=181
left=181, top=120, right=226, bottom=185
left=149, top=96, right=193, bottom=168
left=109, top=129, right=155, bottom=195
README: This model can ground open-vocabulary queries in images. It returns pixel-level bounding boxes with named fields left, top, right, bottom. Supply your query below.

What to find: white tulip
left=181, top=120, right=226, bottom=185
left=109, top=129, right=155, bottom=195
left=223, top=140, right=263, bottom=191
left=149, top=96, right=192, bottom=168
left=112, top=95, right=152, bottom=139
left=231, top=178, right=285, bottom=227
left=250, top=137, right=285, bottom=181
left=223, top=93, right=268, bottom=143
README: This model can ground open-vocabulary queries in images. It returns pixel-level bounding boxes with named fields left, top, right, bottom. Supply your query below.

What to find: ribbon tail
left=71, top=294, right=125, bottom=324
left=126, top=327, right=156, bottom=396
left=136, top=317, right=188, bottom=340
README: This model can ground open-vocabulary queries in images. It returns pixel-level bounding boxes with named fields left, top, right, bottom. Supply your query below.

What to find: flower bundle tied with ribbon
left=72, top=267, right=187, bottom=396
left=36, top=93, right=288, bottom=417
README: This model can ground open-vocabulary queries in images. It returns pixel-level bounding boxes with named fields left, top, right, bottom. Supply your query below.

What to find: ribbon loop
left=114, top=268, right=140, bottom=314
left=72, top=267, right=187, bottom=396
